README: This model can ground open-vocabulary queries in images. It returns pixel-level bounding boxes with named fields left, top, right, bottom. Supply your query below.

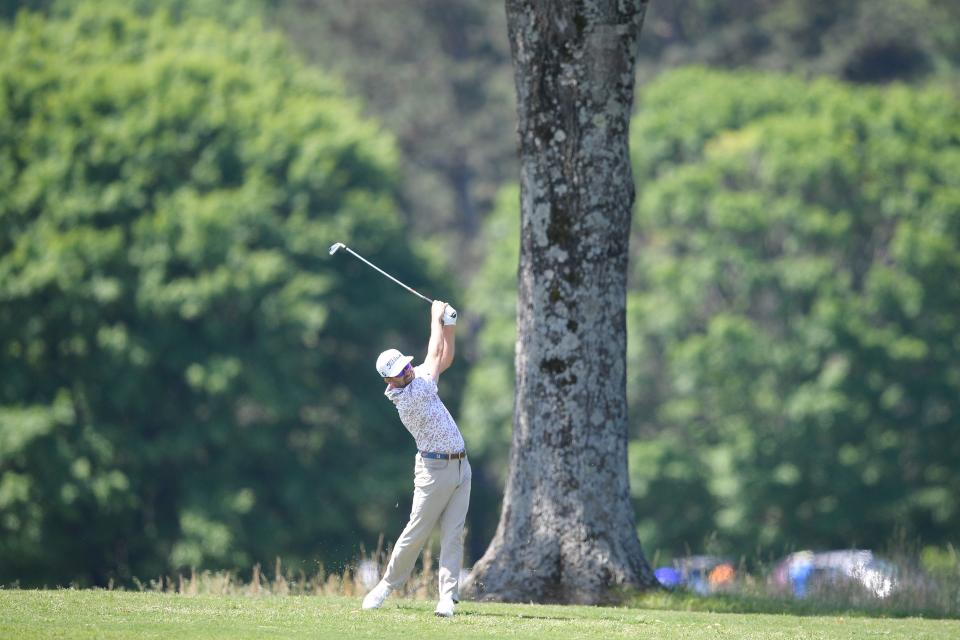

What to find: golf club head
left=328, top=242, right=346, bottom=256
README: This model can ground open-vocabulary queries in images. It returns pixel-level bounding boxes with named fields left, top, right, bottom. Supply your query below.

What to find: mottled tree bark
left=463, top=0, right=656, bottom=604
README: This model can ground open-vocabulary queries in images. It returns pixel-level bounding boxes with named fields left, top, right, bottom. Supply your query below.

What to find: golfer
left=362, top=300, right=471, bottom=617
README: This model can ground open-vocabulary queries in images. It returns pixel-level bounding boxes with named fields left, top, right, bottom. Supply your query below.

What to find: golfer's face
left=388, top=363, right=414, bottom=387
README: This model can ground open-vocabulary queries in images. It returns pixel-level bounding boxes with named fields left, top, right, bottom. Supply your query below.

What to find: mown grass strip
left=1, top=590, right=958, bottom=640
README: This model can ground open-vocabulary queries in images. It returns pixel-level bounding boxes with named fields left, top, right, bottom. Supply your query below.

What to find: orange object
left=708, top=563, right=735, bottom=585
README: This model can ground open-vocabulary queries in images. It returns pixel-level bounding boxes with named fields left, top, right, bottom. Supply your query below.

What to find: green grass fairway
left=1, top=590, right=958, bottom=640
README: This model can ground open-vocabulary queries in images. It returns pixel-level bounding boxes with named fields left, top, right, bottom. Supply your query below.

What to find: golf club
left=329, top=243, right=455, bottom=322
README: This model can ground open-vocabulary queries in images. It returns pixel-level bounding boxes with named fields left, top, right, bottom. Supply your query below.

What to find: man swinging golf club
left=362, top=299, right=470, bottom=617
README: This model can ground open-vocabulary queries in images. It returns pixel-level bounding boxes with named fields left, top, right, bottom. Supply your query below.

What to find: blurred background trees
left=625, top=69, right=960, bottom=556
left=0, top=1, right=458, bottom=586
left=273, top=0, right=517, bottom=271
left=634, top=0, right=960, bottom=84
left=1, top=0, right=958, bottom=586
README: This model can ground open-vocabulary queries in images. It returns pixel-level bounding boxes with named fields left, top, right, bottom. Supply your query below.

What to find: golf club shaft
left=342, top=247, right=433, bottom=304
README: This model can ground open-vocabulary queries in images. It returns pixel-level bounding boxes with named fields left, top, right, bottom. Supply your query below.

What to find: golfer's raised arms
left=439, top=320, right=455, bottom=374
left=422, top=300, right=449, bottom=381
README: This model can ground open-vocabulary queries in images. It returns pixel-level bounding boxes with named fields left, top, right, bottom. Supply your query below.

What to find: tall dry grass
left=118, top=539, right=959, bottom=618
left=129, top=534, right=439, bottom=600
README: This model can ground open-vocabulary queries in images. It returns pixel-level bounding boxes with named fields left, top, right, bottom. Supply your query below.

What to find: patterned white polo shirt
left=384, top=365, right=465, bottom=454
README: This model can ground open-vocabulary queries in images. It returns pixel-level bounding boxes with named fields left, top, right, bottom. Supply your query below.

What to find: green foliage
left=2, top=0, right=266, bottom=24
left=628, top=67, right=960, bottom=555
left=271, top=0, right=516, bottom=268
left=460, top=185, right=519, bottom=482
left=921, top=545, right=960, bottom=579
left=639, top=0, right=960, bottom=84
left=0, top=0, right=47, bottom=20
left=0, top=2, right=446, bottom=586
left=457, top=186, right=519, bottom=550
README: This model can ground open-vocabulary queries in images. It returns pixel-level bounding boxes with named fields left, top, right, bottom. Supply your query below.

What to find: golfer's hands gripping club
left=433, top=300, right=457, bottom=326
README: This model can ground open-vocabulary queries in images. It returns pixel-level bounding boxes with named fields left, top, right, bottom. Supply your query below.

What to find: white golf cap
left=376, top=348, right=413, bottom=378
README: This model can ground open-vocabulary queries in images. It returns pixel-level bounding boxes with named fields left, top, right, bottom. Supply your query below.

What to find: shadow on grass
left=457, top=610, right=577, bottom=622
left=393, top=603, right=578, bottom=622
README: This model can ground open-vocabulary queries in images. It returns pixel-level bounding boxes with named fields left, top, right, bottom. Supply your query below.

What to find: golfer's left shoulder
left=413, top=364, right=439, bottom=390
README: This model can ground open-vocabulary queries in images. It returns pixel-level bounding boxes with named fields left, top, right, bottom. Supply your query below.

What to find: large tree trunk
left=463, top=0, right=655, bottom=604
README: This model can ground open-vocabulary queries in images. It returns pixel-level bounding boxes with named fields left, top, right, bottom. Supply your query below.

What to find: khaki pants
left=382, top=453, right=471, bottom=601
